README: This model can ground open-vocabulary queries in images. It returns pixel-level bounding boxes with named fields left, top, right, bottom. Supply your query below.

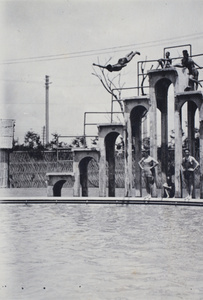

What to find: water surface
left=0, top=204, right=202, bottom=300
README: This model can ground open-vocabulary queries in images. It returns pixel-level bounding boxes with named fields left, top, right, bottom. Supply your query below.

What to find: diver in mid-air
left=93, top=51, right=140, bottom=72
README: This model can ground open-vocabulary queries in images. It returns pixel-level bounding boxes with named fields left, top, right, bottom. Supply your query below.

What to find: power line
left=0, top=78, right=42, bottom=84
left=1, top=32, right=203, bottom=65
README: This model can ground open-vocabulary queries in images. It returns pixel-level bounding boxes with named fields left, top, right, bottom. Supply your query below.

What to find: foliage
left=24, top=131, right=42, bottom=149
left=72, top=136, right=86, bottom=148
left=92, top=57, right=125, bottom=118
left=13, top=131, right=43, bottom=154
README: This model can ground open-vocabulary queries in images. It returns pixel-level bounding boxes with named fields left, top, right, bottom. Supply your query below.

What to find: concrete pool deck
left=0, top=188, right=202, bottom=206
left=0, top=196, right=203, bottom=206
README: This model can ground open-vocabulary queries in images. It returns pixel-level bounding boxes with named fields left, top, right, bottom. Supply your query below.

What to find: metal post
left=45, top=75, right=50, bottom=144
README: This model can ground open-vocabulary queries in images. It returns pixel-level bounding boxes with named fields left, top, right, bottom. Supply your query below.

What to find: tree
left=92, top=57, right=125, bottom=117
left=24, top=130, right=42, bottom=149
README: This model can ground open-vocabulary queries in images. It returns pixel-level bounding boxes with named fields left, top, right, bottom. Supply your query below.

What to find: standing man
left=181, top=149, right=199, bottom=199
left=138, top=149, right=159, bottom=199
left=174, top=50, right=202, bottom=90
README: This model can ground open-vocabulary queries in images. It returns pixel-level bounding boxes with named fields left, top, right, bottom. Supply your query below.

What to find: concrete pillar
left=123, top=97, right=150, bottom=197
left=149, top=86, right=158, bottom=197
left=124, top=113, right=133, bottom=197
left=0, top=150, right=9, bottom=188
left=72, top=149, right=99, bottom=197
left=46, top=173, right=74, bottom=197
left=187, top=101, right=196, bottom=155
left=161, top=109, right=168, bottom=186
left=187, top=102, right=197, bottom=198
left=134, top=120, right=142, bottom=196
left=47, top=185, right=53, bottom=197
left=174, top=102, right=182, bottom=198
left=142, top=115, right=148, bottom=140
left=200, top=120, right=203, bottom=199
left=107, top=143, right=116, bottom=197
left=98, top=124, right=123, bottom=197
left=80, top=159, right=89, bottom=197
left=73, top=161, right=80, bottom=197
left=99, top=136, right=106, bottom=197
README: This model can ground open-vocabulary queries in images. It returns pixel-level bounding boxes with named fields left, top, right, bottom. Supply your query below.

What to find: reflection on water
left=0, top=204, right=202, bottom=300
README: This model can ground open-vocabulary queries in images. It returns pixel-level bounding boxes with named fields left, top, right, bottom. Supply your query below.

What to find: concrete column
left=73, top=161, right=80, bottom=197
left=187, top=101, right=196, bottom=155
left=199, top=120, right=203, bottom=199
left=99, top=137, right=106, bottom=197
left=149, top=87, right=158, bottom=197
left=142, top=115, right=148, bottom=140
left=134, top=120, right=142, bottom=196
left=149, top=87, right=157, bottom=159
left=124, top=113, right=133, bottom=197
left=107, top=146, right=115, bottom=197
left=0, top=150, right=9, bottom=188
left=80, top=160, right=89, bottom=197
left=161, top=109, right=168, bottom=185
left=187, top=102, right=196, bottom=198
left=174, top=102, right=182, bottom=198
left=47, top=185, right=53, bottom=197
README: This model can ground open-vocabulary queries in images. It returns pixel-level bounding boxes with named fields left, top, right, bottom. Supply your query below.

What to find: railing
left=83, top=111, right=123, bottom=146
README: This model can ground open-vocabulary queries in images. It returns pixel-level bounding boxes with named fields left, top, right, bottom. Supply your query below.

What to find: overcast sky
left=0, top=0, right=203, bottom=144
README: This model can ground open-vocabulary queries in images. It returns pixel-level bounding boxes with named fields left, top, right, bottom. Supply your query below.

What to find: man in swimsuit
left=157, top=51, right=172, bottom=69
left=138, top=150, right=159, bottom=199
left=93, top=51, right=140, bottom=72
left=174, top=50, right=202, bottom=90
left=181, top=149, right=199, bottom=199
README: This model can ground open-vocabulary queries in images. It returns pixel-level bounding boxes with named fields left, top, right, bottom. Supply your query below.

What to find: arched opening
left=105, top=131, right=120, bottom=197
left=53, top=180, right=66, bottom=196
left=181, top=100, right=199, bottom=153
left=87, top=158, right=99, bottom=196
left=130, top=105, right=148, bottom=196
left=155, top=78, right=173, bottom=188
left=79, top=156, right=95, bottom=197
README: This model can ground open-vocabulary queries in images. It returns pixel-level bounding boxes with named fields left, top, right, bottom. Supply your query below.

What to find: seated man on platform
left=157, top=51, right=172, bottom=69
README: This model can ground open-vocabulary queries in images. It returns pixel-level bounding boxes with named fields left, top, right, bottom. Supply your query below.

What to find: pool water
left=0, top=203, right=202, bottom=300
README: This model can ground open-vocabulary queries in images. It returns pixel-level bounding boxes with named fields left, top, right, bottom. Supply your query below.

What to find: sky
left=0, top=0, right=203, bottom=145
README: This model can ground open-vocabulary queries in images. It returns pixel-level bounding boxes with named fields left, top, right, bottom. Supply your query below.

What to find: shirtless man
left=157, top=51, right=172, bottom=69
left=93, top=51, right=140, bottom=72
left=138, top=150, right=159, bottom=199
left=181, top=149, right=199, bottom=199
left=174, top=50, right=202, bottom=90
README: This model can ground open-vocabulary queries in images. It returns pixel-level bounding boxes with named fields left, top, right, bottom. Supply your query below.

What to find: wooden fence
left=8, top=149, right=200, bottom=189
left=9, top=150, right=125, bottom=188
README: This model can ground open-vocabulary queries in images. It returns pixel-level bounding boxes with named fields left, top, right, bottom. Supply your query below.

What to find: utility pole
left=42, top=126, right=45, bottom=147
left=45, top=75, right=50, bottom=144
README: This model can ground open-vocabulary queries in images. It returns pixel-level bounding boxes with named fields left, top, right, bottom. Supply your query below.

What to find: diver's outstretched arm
left=93, top=63, right=113, bottom=72
left=92, top=63, right=108, bottom=69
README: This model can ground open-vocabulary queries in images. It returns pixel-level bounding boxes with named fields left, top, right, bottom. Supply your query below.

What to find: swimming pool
left=0, top=203, right=202, bottom=299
